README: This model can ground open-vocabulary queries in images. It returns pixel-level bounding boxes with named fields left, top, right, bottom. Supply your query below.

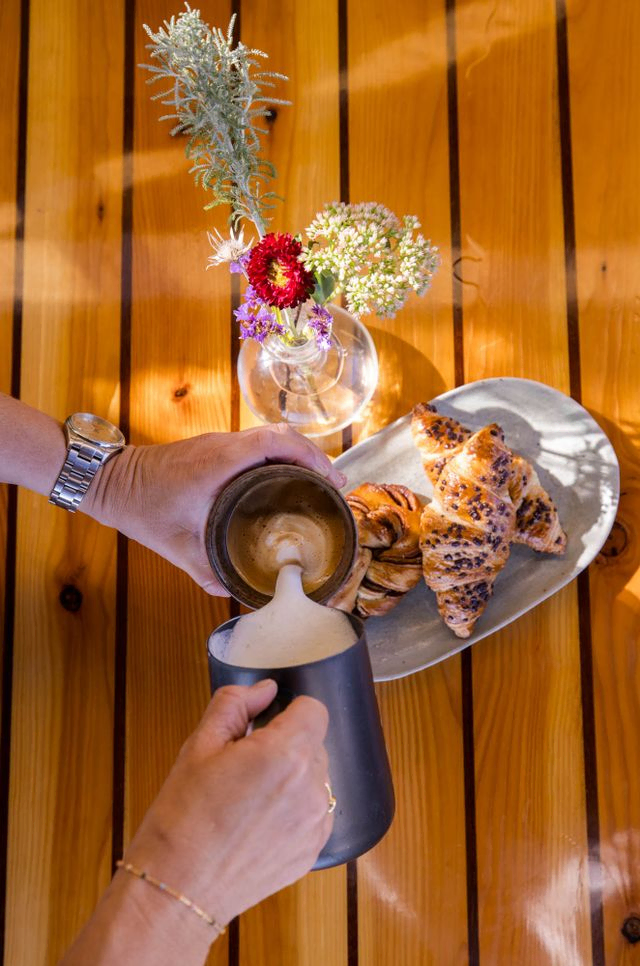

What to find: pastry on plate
left=412, top=403, right=566, bottom=554
left=419, top=423, right=516, bottom=638
left=330, top=483, right=422, bottom=619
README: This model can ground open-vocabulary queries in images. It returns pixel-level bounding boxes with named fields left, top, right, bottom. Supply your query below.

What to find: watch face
left=69, top=413, right=125, bottom=447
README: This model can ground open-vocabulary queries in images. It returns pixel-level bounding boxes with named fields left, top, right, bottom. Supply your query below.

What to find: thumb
left=198, top=680, right=278, bottom=753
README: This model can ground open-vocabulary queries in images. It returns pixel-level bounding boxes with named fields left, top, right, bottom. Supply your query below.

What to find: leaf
left=312, top=271, right=336, bottom=304
left=140, top=8, right=288, bottom=230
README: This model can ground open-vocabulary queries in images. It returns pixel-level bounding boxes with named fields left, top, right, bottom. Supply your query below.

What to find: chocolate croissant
left=330, top=483, right=423, bottom=619
left=509, top=455, right=567, bottom=553
left=412, top=403, right=566, bottom=555
left=411, top=402, right=471, bottom=485
left=420, top=424, right=516, bottom=638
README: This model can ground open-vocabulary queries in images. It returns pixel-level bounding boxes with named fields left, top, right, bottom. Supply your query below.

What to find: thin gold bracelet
left=116, top=861, right=226, bottom=937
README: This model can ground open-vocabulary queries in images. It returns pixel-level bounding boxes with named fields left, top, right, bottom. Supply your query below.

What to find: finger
left=185, top=560, right=231, bottom=597
left=198, top=680, right=278, bottom=752
left=263, top=694, right=329, bottom=750
left=312, top=767, right=336, bottom=849
left=164, top=540, right=232, bottom=597
left=319, top=808, right=335, bottom=848
left=234, top=425, right=347, bottom=488
left=200, top=580, right=231, bottom=597
left=313, top=744, right=329, bottom=775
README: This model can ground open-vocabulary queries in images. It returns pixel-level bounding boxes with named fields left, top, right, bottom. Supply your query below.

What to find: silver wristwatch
left=49, top=413, right=126, bottom=512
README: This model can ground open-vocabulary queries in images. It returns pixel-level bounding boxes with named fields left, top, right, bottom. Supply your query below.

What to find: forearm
left=0, top=393, right=130, bottom=527
left=0, top=393, right=66, bottom=495
left=60, top=868, right=213, bottom=966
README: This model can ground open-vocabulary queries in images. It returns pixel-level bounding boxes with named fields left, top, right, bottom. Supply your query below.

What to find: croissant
left=419, top=424, right=516, bottom=638
left=509, top=455, right=567, bottom=553
left=411, top=402, right=471, bottom=484
left=412, top=403, right=566, bottom=555
left=330, top=483, right=423, bottom=619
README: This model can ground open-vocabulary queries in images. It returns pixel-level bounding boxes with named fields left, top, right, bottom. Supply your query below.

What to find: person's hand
left=123, top=680, right=333, bottom=928
left=81, top=424, right=346, bottom=594
left=60, top=681, right=333, bottom=965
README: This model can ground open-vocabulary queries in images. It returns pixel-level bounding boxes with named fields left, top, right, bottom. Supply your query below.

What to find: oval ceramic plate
left=334, top=378, right=620, bottom=682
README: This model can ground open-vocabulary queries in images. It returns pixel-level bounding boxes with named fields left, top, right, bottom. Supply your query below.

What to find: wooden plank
left=566, top=0, right=640, bottom=961
left=0, top=0, right=20, bottom=391
left=348, top=0, right=455, bottom=440
left=235, top=3, right=348, bottom=964
left=126, top=3, right=232, bottom=964
left=347, top=2, right=467, bottom=964
left=4, top=0, right=124, bottom=962
left=455, top=0, right=591, bottom=961
left=0, top=0, right=20, bottom=683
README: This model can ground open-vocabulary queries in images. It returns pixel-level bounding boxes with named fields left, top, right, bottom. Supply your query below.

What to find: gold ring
left=324, top=781, right=337, bottom=815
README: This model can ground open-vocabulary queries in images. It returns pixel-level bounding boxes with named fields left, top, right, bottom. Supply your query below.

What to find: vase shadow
left=318, top=325, right=446, bottom=455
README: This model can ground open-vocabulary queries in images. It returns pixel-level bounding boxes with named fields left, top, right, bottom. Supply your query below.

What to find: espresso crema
left=226, top=478, right=346, bottom=596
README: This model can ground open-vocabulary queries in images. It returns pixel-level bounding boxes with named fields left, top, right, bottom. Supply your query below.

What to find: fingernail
left=336, top=471, right=348, bottom=488
left=254, top=678, right=275, bottom=689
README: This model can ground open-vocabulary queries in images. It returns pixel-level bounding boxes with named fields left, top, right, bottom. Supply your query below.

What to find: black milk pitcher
left=207, top=612, right=395, bottom=870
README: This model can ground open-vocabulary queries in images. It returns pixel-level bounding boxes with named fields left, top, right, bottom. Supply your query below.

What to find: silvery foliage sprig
left=303, top=202, right=441, bottom=318
left=141, top=5, right=289, bottom=234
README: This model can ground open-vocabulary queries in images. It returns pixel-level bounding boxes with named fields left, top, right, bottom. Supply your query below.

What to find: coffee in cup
left=205, top=464, right=357, bottom=608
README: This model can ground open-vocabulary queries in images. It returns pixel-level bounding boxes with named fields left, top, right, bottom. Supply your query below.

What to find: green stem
left=235, top=174, right=267, bottom=238
left=276, top=306, right=297, bottom=339
left=248, top=206, right=266, bottom=238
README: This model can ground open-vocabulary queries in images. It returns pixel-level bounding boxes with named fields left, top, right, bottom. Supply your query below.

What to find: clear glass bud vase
left=237, top=304, right=378, bottom=437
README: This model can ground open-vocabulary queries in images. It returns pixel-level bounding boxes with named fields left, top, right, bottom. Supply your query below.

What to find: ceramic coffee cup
left=205, top=463, right=358, bottom=609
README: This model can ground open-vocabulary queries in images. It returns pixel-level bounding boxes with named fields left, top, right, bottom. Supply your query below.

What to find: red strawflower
left=246, top=232, right=315, bottom=309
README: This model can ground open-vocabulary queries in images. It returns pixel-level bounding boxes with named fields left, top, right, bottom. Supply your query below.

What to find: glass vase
left=237, top=304, right=378, bottom=438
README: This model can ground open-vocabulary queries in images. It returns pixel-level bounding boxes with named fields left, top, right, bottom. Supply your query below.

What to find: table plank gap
left=0, top=0, right=26, bottom=958
left=456, top=1, right=590, bottom=963
left=233, top=3, right=348, bottom=963
left=111, top=0, right=136, bottom=878
left=348, top=1, right=466, bottom=964
left=556, top=3, right=605, bottom=963
left=127, top=3, right=234, bottom=965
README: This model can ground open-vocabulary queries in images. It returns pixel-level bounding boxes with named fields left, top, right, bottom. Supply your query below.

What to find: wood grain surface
left=347, top=2, right=468, bottom=964
left=1, top=0, right=639, bottom=964
left=455, top=1, right=591, bottom=964
left=567, top=0, right=640, bottom=963
left=234, top=4, right=348, bottom=965
left=126, top=2, right=232, bottom=964
left=4, top=1, right=124, bottom=962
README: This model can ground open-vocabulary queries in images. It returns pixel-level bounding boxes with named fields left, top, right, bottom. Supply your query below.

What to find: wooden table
left=1, top=1, right=638, bottom=963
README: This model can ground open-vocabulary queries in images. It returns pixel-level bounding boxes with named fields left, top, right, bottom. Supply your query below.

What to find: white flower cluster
left=302, top=202, right=440, bottom=318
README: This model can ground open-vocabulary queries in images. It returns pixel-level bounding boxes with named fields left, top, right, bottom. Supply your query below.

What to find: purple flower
left=307, top=302, right=333, bottom=350
left=230, top=252, right=250, bottom=275
left=234, top=286, right=285, bottom=344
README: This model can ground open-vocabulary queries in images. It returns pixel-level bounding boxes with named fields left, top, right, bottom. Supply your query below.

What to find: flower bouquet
left=142, top=5, right=440, bottom=435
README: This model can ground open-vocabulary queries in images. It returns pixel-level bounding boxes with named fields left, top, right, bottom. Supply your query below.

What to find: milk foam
left=222, top=564, right=358, bottom=668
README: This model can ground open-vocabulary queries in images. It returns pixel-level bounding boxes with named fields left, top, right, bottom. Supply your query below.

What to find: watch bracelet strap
left=48, top=442, right=110, bottom=512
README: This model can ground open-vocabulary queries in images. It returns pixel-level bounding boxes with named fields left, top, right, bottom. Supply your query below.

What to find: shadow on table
left=585, top=407, right=639, bottom=601
left=319, top=326, right=446, bottom=454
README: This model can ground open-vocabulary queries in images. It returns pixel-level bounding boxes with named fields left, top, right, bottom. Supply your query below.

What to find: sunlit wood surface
left=1, top=1, right=639, bottom=964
